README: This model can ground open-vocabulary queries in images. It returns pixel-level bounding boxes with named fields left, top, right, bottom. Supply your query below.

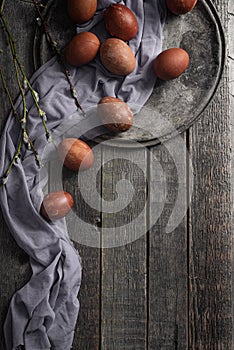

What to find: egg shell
left=40, top=191, right=74, bottom=221
left=166, top=0, right=197, bottom=15
left=100, top=38, right=136, bottom=76
left=104, top=4, right=138, bottom=41
left=153, top=48, right=189, bottom=80
left=67, top=0, right=97, bottom=24
left=98, top=96, right=133, bottom=133
left=65, top=32, right=100, bottom=67
left=58, top=138, right=94, bottom=171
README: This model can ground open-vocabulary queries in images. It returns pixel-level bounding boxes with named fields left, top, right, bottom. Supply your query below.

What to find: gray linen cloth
left=0, top=0, right=165, bottom=349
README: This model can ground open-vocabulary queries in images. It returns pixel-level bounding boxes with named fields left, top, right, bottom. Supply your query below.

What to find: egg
left=104, top=4, right=138, bottom=41
left=100, top=38, right=136, bottom=76
left=153, top=48, right=189, bottom=80
left=40, top=191, right=74, bottom=221
left=166, top=0, right=197, bottom=15
left=67, top=0, right=97, bottom=24
left=65, top=32, right=100, bottom=67
left=98, top=96, right=133, bottom=133
left=58, top=138, right=94, bottom=171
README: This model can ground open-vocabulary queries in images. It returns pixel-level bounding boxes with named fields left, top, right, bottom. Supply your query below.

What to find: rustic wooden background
left=0, top=0, right=233, bottom=349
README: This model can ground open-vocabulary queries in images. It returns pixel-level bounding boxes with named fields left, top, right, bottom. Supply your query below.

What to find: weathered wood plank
left=188, top=1, right=232, bottom=348
left=229, top=1, right=234, bottom=343
left=101, top=146, right=147, bottom=350
left=148, top=135, right=188, bottom=349
left=0, top=2, right=37, bottom=349
left=49, top=142, right=102, bottom=350
left=65, top=143, right=102, bottom=350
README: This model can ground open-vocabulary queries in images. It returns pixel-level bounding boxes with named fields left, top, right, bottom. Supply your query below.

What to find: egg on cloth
left=67, top=0, right=97, bottom=24
left=153, top=48, right=189, bottom=80
left=100, top=38, right=136, bottom=75
left=58, top=138, right=94, bottom=171
left=166, top=0, right=198, bottom=15
left=40, top=191, right=74, bottom=221
left=65, top=32, right=100, bottom=67
left=104, top=4, right=138, bottom=41
left=98, top=96, right=133, bottom=133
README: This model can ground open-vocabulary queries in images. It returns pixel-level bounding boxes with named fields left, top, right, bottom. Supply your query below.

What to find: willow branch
left=0, top=0, right=5, bottom=13
left=0, top=62, right=18, bottom=118
left=0, top=137, right=23, bottom=188
left=0, top=63, right=42, bottom=185
left=0, top=11, right=52, bottom=141
left=32, top=0, right=85, bottom=114
left=0, top=3, right=44, bottom=184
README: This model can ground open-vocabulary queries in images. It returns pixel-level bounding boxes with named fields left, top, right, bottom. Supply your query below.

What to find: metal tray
left=34, top=0, right=225, bottom=147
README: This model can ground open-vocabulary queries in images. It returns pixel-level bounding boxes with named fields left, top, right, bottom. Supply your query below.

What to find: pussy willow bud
left=32, top=90, right=39, bottom=103
left=1, top=175, right=9, bottom=185
left=15, top=155, right=21, bottom=164
left=41, top=112, right=47, bottom=121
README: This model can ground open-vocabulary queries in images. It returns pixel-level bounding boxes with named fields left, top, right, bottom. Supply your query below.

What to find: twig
left=20, top=0, right=44, bottom=5
left=32, top=0, right=85, bottom=114
left=0, top=137, right=23, bottom=188
left=0, top=2, right=48, bottom=186
left=0, top=61, right=18, bottom=119
left=0, top=0, right=5, bottom=13
left=0, top=60, right=23, bottom=189
left=0, top=10, right=52, bottom=141
left=0, top=63, right=42, bottom=186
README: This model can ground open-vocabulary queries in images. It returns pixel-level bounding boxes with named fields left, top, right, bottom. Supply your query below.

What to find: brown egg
left=104, top=4, right=138, bottom=41
left=65, top=32, right=100, bottom=67
left=98, top=96, right=133, bottom=133
left=40, top=191, right=74, bottom=221
left=58, top=138, right=94, bottom=171
left=153, top=48, right=189, bottom=80
left=100, top=38, right=136, bottom=76
left=166, top=0, right=197, bottom=15
left=67, top=0, right=97, bottom=24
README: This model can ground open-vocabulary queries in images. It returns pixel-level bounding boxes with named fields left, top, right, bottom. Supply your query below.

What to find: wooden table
left=0, top=0, right=232, bottom=349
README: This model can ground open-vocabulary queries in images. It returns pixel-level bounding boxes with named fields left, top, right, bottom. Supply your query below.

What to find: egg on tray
left=100, top=38, right=136, bottom=76
left=153, top=48, right=190, bottom=80
left=98, top=96, right=134, bottom=133
left=166, top=0, right=198, bottom=15
left=104, top=4, right=138, bottom=41
left=65, top=32, right=100, bottom=67
left=67, top=0, right=97, bottom=24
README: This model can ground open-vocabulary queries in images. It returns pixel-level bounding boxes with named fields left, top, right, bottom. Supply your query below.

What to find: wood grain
left=229, top=1, right=234, bottom=344
left=188, top=0, right=232, bottom=348
left=0, top=2, right=36, bottom=349
left=101, top=146, right=147, bottom=350
left=49, top=142, right=102, bottom=350
left=65, top=144, right=101, bottom=350
left=148, top=136, right=188, bottom=349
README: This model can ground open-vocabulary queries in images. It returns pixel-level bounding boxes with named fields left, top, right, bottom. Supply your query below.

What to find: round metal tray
left=34, top=0, right=225, bottom=147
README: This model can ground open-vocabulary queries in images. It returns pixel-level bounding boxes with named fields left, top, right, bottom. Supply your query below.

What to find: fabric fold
left=0, top=1, right=165, bottom=348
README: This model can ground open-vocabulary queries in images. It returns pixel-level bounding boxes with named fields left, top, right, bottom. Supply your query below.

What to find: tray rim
left=33, top=0, right=226, bottom=149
